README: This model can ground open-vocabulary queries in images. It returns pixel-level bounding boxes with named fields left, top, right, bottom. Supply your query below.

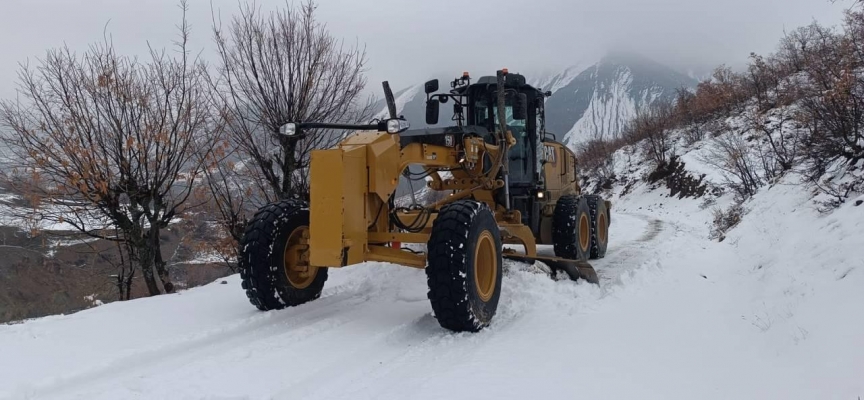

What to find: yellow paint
left=309, top=146, right=368, bottom=268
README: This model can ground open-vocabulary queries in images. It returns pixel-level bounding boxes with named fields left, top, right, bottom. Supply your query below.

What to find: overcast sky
left=0, top=0, right=853, bottom=99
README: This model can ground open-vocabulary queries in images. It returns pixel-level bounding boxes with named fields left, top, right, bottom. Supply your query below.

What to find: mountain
left=376, top=53, right=697, bottom=149
left=538, top=52, right=697, bottom=146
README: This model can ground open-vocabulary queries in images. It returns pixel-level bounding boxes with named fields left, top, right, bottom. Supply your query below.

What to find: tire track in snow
left=10, top=290, right=375, bottom=400
left=282, top=214, right=670, bottom=398
left=13, top=269, right=437, bottom=400
left=13, top=214, right=674, bottom=400
left=594, top=214, right=674, bottom=284
left=637, top=218, right=664, bottom=242
left=591, top=214, right=680, bottom=285
left=529, top=213, right=667, bottom=283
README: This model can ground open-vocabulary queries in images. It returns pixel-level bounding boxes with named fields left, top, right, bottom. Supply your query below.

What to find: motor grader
left=238, top=70, right=611, bottom=332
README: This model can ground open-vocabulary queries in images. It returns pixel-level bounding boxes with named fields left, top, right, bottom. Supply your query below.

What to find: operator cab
left=468, top=84, right=535, bottom=186
left=409, top=73, right=543, bottom=179
left=411, top=70, right=556, bottom=231
left=404, top=72, right=546, bottom=188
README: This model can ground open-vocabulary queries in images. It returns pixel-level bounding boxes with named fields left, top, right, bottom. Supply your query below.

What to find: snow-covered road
left=1, top=213, right=667, bottom=400
left=2, top=196, right=862, bottom=400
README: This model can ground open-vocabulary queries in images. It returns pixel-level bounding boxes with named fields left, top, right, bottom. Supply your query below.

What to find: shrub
left=710, top=203, right=745, bottom=241
left=646, top=156, right=708, bottom=199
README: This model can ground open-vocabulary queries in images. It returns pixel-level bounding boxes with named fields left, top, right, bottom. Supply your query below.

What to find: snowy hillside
left=2, top=138, right=862, bottom=399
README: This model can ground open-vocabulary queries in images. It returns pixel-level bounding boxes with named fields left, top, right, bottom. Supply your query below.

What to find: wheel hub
left=474, top=230, right=497, bottom=302
left=579, top=214, right=591, bottom=251
left=598, top=213, right=608, bottom=243
left=283, top=226, right=318, bottom=289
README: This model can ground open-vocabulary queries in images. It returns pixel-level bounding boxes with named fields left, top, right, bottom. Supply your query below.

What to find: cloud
left=0, top=0, right=850, bottom=98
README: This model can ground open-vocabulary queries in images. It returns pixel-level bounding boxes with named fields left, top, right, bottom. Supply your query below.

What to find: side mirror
left=426, top=100, right=439, bottom=125
left=513, top=93, right=528, bottom=120
left=424, top=79, right=439, bottom=94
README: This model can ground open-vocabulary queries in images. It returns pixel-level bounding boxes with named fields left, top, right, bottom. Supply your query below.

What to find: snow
left=1, top=179, right=861, bottom=399
left=528, top=53, right=602, bottom=95
left=531, top=62, right=592, bottom=95
left=375, top=84, right=422, bottom=119
left=562, top=64, right=675, bottom=146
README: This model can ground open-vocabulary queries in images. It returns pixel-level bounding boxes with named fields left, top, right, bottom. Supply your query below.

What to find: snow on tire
left=426, top=200, right=503, bottom=332
left=584, top=195, right=610, bottom=259
left=239, top=200, right=327, bottom=311
left=552, top=194, right=592, bottom=262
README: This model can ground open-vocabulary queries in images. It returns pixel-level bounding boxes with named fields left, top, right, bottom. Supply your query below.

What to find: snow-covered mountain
left=377, top=53, right=697, bottom=149
left=538, top=52, right=697, bottom=146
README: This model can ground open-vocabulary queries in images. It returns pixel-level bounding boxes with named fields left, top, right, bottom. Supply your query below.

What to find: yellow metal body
left=308, top=128, right=582, bottom=270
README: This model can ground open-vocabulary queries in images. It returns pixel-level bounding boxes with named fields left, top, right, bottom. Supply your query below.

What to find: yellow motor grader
left=239, top=70, right=611, bottom=332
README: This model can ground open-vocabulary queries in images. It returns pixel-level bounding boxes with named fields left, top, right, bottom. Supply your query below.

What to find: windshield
left=474, top=100, right=526, bottom=130
left=474, top=96, right=531, bottom=183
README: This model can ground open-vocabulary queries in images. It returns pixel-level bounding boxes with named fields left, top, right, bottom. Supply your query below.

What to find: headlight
left=386, top=119, right=410, bottom=134
left=279, top=123, right=297, bottom=136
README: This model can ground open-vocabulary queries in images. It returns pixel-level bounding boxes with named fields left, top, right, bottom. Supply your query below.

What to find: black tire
left=426, top=200, right=503, bottom=332
left=585, top=195, right=610, bottom=259
left=239, top=200, right=328, bottom=311
left=552, top=195, right=592, bottom=263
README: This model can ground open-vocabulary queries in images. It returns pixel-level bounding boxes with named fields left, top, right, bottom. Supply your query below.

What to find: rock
left=221, top=281, right=228, bottom=284
left=855, top=200, right=863, bottom=207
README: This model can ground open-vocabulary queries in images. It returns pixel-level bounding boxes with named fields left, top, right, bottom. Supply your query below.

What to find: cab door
left=541, top=141, right=567, bottom=198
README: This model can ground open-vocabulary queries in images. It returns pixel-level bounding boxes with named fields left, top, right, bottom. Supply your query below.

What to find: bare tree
left=742, top=106, right=801, bottom=176
left=700, top=133, right=764, bottom=198
left=576, top=138, right=618, bottom=186
left=777, top=23, right=823, bottom=74
left=626, top=99, right=676, bottom=165
left=206, top=0, right=373, bottom=259
left=674, top=88, right=708, bottom=145
left=793, top=12, right=863, bottom=177
left=0, top=2, right=214, bottom=296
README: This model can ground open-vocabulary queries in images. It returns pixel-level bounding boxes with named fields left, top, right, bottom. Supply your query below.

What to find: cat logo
left=444, top=134, right=455, bottom=147
left=544, top=145, right=557, bottom=164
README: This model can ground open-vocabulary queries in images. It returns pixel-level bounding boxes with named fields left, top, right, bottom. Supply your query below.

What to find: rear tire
left=585, top=195, right=610, bottom=259
left=426, top=200, right=503, bottom=332
left=239, top=201, right=328, bottom=311
left=552, top=195, right=592, bottom=263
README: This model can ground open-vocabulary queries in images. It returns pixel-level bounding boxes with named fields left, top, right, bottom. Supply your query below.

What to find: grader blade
left=503, top=253, right=600, bottom=284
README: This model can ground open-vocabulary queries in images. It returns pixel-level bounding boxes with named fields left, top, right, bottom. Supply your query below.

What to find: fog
left=0, top=0, right=851, bottom=98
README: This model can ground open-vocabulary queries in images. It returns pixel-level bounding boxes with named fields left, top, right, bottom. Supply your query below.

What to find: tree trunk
left=138, top=247, right=161, bottom=296
left=124, top=269, right=135, bottom=300
left=133, top=225, right=161, bottom=296
left=151, top=225, right=175, bottom=294
left=150, top=226, right=174, bottom=293
left=280, top=140, right=297, bottom=199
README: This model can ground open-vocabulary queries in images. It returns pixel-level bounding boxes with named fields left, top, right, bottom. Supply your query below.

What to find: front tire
left=239, top=201, right=327, bottom=311
left=426, top=200, right=503, bottom=332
